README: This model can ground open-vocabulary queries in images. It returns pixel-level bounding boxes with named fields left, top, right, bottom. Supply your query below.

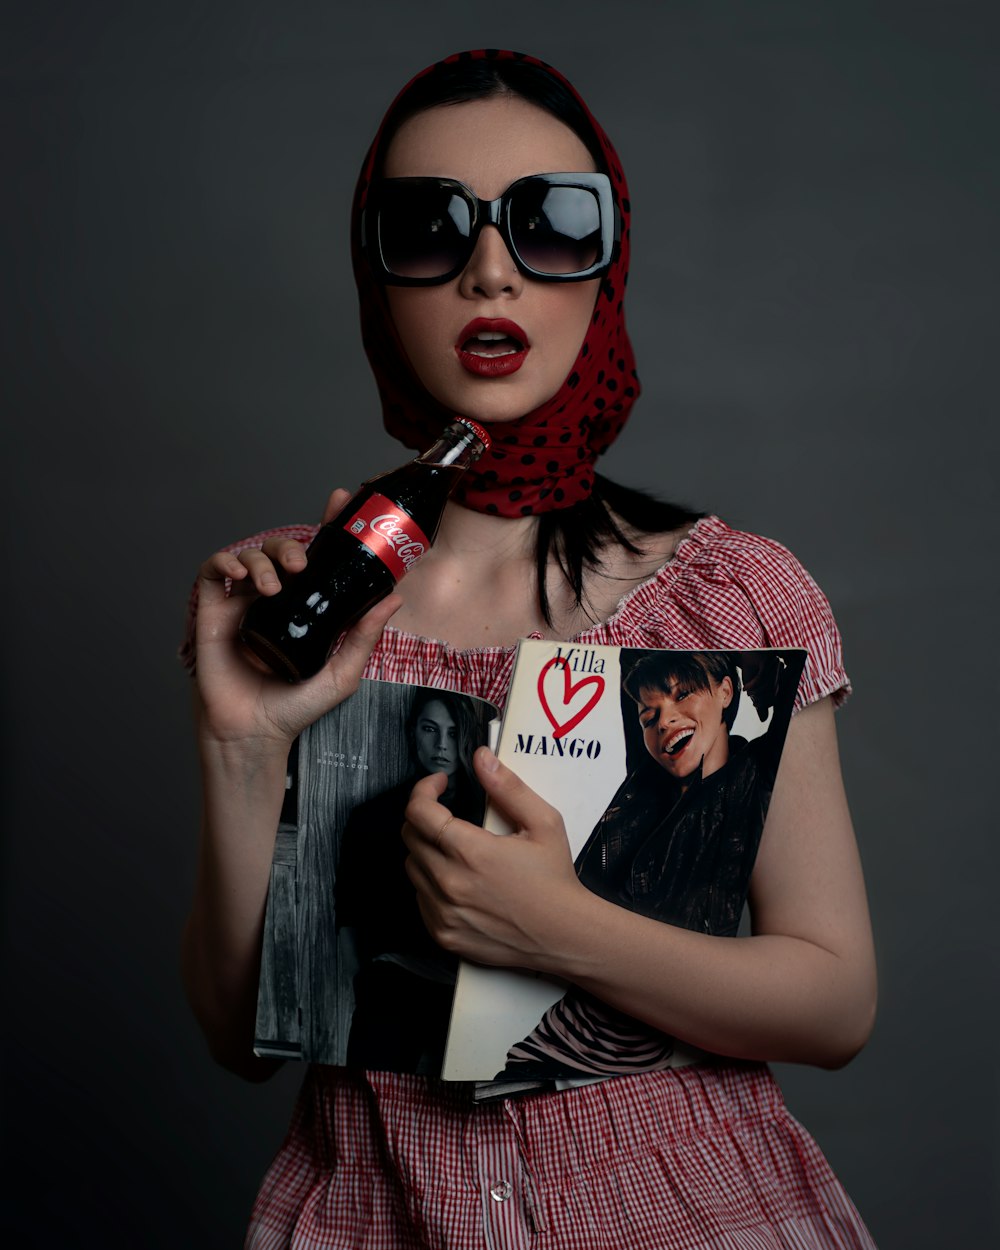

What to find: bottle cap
left=453, top=417, right=492, bottom=453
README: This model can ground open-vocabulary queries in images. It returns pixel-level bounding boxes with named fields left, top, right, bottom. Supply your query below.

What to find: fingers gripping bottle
left=239, top=418, right=491, bottom=682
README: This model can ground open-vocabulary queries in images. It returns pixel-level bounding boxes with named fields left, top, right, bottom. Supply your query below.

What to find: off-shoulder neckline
left=375, top=513, right=724, bottom=661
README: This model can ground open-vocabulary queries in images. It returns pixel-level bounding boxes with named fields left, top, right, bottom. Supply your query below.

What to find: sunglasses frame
left=362, top=171, right=619, bottom=286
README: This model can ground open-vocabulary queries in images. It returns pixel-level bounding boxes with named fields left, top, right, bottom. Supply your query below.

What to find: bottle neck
left=416, top=420, right=489, bottom=470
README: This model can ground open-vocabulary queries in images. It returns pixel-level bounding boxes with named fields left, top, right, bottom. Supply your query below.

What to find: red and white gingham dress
left=195, top=515, right=875, bottom=1250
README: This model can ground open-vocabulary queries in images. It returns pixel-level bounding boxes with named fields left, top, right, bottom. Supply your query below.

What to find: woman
left=335, top=691, right=485, bottom=1072
left=499, top=650, right=795, bottom=1081
left=183, top=50, right=877, bottom=1249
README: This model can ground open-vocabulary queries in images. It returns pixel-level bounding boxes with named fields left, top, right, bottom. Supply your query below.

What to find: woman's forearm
left=533, top=888, right=877, bottom=1068
left=404, top=702, right=877, bottom=1071
left=181, top=547, right=400, bottom=1078
left=181, top=733, right=290, bottom=1079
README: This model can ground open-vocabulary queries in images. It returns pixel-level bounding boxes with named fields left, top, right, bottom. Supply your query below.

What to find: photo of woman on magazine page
left=335, top=689, right=485, bottom=1072
left=497, top=648, right=803, bottom=1080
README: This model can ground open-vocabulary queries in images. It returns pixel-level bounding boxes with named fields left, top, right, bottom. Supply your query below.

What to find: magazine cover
left=441, top=640, right=805, bottom=1082
left=253, top=679, right=499, bottom=1069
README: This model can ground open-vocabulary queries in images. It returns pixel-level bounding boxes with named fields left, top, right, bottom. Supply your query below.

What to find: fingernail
left=479, top=747, right=499, bottom=773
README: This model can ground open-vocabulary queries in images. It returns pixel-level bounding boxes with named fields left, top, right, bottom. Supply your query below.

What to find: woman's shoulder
left=598, top=515, right=851, bottom=712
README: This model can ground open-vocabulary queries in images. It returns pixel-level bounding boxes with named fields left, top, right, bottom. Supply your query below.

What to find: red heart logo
left=537, top=657, right=606, bottom=740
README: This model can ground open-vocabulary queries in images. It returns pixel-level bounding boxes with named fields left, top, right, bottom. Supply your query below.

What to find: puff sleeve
left=606, top=516, right=851, bottom=713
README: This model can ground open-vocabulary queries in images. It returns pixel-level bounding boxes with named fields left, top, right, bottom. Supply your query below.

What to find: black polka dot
left=486, top=503, right=499, bottom=515
left=521, top=454, right=535, bottom=465
left=554, top=488, right=565, bottom=502
left=520, top=504, right=533, bottom=516
left=595, top=398, right=605, bottom=410
left=607, top=379, right=617, bottom=391
left=546, top=460, right=559, bottom=472
left=509, top=489, right=522, bottom=501
left=567, top=372, right=580, bottom=388
left=533, top=435, right=546, bottom=446
left=559, top=432, right=572, bottom=443
left=597, top=370, right=605, bottom=383
left=625, top=387, right=635, bottom=398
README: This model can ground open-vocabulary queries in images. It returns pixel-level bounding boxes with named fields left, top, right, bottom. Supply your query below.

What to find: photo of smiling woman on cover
left=182, top=49, right=878, bottom=1249
left=499, top=649, right=800, bottom=1080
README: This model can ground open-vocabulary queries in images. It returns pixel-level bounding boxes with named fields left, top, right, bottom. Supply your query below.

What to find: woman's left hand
left=402, top=747, right=589, bottom=969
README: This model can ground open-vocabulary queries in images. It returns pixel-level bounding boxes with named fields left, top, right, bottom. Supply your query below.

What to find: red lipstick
left=455, top=317, right=530, bottom=378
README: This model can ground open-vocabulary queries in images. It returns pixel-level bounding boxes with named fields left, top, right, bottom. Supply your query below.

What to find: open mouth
left=461, top=329, right=525, bottom=357
left=456, top=318, right=529, bottom=360
left=664, top=728, right=695, bottom=757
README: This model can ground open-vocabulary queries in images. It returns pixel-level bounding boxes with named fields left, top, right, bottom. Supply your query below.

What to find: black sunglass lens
left=510, top=185, right=602, bottom=275
left=378, top=188, right=472, bottom=280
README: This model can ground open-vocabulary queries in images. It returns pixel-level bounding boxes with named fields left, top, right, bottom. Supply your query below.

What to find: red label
left=343, top=493, right=430, bottom=580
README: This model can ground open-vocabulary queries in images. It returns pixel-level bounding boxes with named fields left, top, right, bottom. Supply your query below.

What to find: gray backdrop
left=4, top=1, right=997, bottom=1245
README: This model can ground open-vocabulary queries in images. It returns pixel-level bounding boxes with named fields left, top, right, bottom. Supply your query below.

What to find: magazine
left=254, top=642, right=804, bottom=1081
left=253, top=680, right=499, bottom=1069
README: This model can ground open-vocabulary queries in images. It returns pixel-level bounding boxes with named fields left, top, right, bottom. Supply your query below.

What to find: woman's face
left=413, top=699, right=460, bottom=778
left=636, top=677, right=733, bottom=783
left=382, top=95, right=601, bottom=425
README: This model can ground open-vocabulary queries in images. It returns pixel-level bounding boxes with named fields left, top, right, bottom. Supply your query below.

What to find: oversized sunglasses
left=362, top=172, right=618, bottom=285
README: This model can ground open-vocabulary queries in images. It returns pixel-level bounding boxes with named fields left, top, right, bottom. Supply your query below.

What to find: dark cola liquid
left=238, top=461, right=465, bottom=682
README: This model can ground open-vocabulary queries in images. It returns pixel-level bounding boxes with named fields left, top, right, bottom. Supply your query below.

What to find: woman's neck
left=390, top=501, right=544, bottom=646
left=432, top=500, right=537, bottom=562
left=389, top=500, right=687, bottom=649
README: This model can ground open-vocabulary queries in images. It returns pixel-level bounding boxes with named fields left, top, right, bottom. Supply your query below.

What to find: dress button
left=490, top=1180, right=513, bottom=1202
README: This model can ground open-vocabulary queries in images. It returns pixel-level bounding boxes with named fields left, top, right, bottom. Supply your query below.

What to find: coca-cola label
left=343, top=493, right=430, bottom=580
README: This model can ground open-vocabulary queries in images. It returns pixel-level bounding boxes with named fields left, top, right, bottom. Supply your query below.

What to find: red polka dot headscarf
left=351, top=49, right=639, bottom=517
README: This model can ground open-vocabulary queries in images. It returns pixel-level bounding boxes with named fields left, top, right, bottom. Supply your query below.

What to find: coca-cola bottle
left=238, top=418, right=491, bottom=682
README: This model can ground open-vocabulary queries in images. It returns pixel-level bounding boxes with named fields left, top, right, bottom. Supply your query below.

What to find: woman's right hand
left=193, top=488, right=401, bottom=753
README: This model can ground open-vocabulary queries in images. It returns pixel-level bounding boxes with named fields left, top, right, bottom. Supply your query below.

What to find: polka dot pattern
left=350, top=49, right=639, bottom=518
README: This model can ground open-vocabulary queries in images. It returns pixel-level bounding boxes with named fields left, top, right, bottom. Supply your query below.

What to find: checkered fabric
left=183, top=514, right=873, bottom=1248
left=181, top=514, right=851, bottom=717
left=246, top=1065, right=875, bottom=1249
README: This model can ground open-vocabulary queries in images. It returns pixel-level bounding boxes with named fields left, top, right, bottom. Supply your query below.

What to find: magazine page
left=253, top=679, right=498, bottom=1070
left=442, top=641, right=805, bottom=1083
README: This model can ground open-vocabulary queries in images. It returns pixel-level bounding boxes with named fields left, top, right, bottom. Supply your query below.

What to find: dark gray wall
left=4, top=2, right=996, bottom=1245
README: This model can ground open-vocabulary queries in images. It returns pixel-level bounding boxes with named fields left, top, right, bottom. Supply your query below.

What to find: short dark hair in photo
left=623, top=652, right=742, bottom=732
